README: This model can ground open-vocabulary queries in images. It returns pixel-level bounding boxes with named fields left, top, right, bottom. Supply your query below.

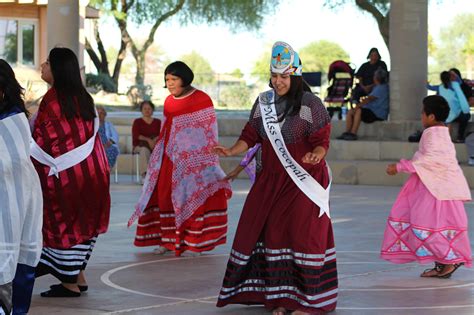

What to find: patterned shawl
left=128, top=107, right=231, bottom=228
left=412, top=126, right=471, bottom=200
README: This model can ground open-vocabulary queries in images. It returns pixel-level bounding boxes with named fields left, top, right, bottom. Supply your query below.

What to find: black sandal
left=50, top=283, right=88, bottom=292
left=41, top=284, right=81, bottom=297
left=437, top=263, right=464, bottom=279
left=420, top=262, right=444, bottom=277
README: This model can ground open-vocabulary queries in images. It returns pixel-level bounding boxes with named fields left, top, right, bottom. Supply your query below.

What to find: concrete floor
left=30, top=179, right=474, bottom=315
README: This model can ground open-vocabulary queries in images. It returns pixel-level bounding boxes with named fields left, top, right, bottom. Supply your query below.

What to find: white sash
left=259, top=90, right=331, bottom=218
left=30, top=113, right=99, bottom=178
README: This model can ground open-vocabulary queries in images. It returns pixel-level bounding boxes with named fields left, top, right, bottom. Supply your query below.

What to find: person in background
left=31, top=47, right=110, bottom=298
left=382, top=95, right=471, bottom=278
left=132, top=101, right=161, bottom=176
left=427, top=71, right=470, bottom=142
left=0, top=59, right=42, bottom=315
left=351, top=47, right=388, bottom=104
left=337, top=69, right=389, bottom=141
left=97, top=106, right=120, bottom=168
left=449, top=68, right=473, bottom=105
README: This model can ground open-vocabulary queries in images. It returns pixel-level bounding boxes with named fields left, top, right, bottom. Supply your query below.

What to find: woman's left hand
left=302, top=152, right=324, bottom=165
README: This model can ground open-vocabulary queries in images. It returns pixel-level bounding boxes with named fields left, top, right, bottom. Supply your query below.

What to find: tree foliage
left=299, top=40, right=350, bottom=73
left=87, top=0, right=279, bottom=91
left=179, top=50, right=215, bottom=85
left=434, top=13, right=474, bottom=72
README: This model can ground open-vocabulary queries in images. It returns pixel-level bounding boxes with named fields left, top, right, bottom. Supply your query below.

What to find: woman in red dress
left=132, top=101, right=161, bottom=176
left=214, top=42, right=337, bottom=315
left=130, top=61, right=231, bottom=256
left=31, top=48, right=110, bottom=297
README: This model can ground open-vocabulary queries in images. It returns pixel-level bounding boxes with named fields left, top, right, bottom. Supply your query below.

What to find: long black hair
left=440, top=71, right=451, bottom=89
left=0, top=59, right=28, bottom=117
left=49, top=47, right=95, bottom=120
left=269, top=75, right=310, bottom=122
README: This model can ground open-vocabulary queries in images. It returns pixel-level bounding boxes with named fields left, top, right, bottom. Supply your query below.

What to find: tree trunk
left=135, top=51, right=146, bottom=86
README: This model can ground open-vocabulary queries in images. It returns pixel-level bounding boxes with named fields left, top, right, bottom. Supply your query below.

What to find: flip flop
left=41, top=284, right=81, bottom=297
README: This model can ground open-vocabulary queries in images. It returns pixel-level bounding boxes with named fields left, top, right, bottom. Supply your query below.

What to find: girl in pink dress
left=381, top=95, right=472, bottom=278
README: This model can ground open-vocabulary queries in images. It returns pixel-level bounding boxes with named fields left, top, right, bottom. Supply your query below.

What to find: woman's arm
left=214, top=139, right=249, bottom=157
left=426, top=83, right=439, bottom=93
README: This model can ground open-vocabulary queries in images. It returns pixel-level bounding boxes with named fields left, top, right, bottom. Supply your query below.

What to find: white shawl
left=0, top=113, right=43, bottom=285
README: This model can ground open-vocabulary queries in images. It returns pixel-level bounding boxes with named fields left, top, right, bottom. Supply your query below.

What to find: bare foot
left=272, top=306, right=287, bottom=315
left=291, top=311, right=310, bottom=315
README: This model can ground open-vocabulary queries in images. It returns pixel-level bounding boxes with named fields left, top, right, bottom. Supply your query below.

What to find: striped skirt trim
left=35, top=237, right=97, bottom=283
left=134, top=208, right=227, bottom=256
left=217, top=242, right=338, bottom=313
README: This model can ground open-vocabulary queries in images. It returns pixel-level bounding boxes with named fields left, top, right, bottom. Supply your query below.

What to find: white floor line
left=100, top=254, right=228, bottom=301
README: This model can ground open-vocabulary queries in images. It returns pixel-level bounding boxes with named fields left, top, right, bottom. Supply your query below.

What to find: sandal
left=50, top=284, right=88, bottom=292
left=420, top=262, right=444, bottom=277
left=437, top=263, right=464, bottom=279
left=41, top=284, right=81, bottom=297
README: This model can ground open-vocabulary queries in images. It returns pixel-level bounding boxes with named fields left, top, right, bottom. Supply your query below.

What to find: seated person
left=427, top=71, right=470, bottom=142
left=337, top=69, right=389, bottom=141
left=132, top=100, right=161, bottom=175
left=97, top=106, right=120, bottom=168
left=351, top=47, right=388, bottom=105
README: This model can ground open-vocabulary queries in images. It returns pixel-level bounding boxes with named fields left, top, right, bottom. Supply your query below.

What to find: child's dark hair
left=440, top=71, right=451, bottom=89
left=139, top=100, right=155, bottom=112
left=422, top=95, right=450, bottom=122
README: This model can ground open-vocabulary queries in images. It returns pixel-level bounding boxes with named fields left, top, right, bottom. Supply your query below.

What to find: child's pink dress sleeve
left=396, top=159, right=416, bottom=173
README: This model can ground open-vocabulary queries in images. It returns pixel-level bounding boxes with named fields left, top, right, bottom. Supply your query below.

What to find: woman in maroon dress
left=132, top=101, right=161, bottom=176
left=130, top=61, right=231, bottom=256
left=215, top=42, right=337, bottom=315
left=31, top=48, right=110, bottom=297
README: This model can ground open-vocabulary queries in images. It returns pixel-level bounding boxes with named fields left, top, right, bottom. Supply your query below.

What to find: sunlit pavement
left=30, top=179, right=474, bottom=314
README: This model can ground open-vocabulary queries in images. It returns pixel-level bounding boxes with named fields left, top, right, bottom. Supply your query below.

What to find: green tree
left=219, top=83, right=252, bottom=109
left=87, top=0, right=279, bottom=92
left=434, top=13, right=474, bottom=73
left=324, top=0, right=390, bottom=48
left=299, top=40, right=350, bottom=73
left=179, top=51, right=215, bottom=85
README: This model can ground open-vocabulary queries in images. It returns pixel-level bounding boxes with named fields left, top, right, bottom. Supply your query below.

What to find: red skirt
left=216, top=165, right=337, bottom=314
left=134, top=153, right=228, bottom=256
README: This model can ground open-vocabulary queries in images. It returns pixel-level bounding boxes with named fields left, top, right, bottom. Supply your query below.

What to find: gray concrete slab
left=30, top=180, right=474, bottom=315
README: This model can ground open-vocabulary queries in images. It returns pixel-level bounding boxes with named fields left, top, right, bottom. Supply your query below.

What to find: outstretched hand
left=224, top=165, right=245, bottom=181
left=386, top=163, right=398, bottom=176
left=213, top=145, right=233, bottom=157
left=302, top=151, right=323, bottom=165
